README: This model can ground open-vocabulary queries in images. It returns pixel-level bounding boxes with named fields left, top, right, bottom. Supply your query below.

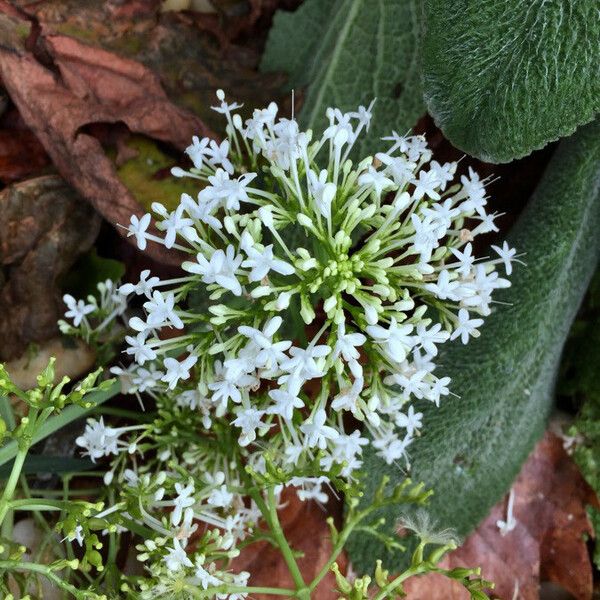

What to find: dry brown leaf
left=404, top=431, right=597, bottom=600
left=232, top=487, right=346, bottom=599
left=0, top=175, right=100, bottom=360
left=0, top=8, right=212, bottom=264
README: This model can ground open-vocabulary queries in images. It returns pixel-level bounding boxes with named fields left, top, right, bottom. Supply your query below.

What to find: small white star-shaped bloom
left=427, top=375, right=451, bottom=406
left=412, top=168, right=441, bottom=201
left=209, top=363, right=247, bottom=411
left=395, top=405, right=423, bottom=436
left=132, top=365, right=163, bottom=393
left=411, top=213, right=438, bottom=261
left=119, top=269, right=160, bottom=298
left=183, top=246, right=243, bottom=296
left=332, top=430, right=369, bottom=462
left=279, top=345, right=331, bottom=388
left=164, top=538, right=193, bottom=572
left=414, top=323, right=450, bottom=356
left=125, top=332, right=156, bottom=365
left=491, top=240, right=517, bottom=275
left=391, top=369, right=430, bottom=399
left=423, top=199, right=461, bottom=233
left=63, top=294, right=95, bottom=326
left=75, top=417, right=122, bottom=462
left=207, top=484, right=234, bottom=508
left=373, top=431, right=413, bottom=465
left=171, top=482, right=195, bottom=527
left=358, top=165, right=395, bottom=198
left=211, top=88, right=243, bottom=115
left=429, top=160, right=457, bottom=191
left=424, top=269, right=460, bottom=300
left=194, top=562, right=222, bottom=591
left=460, top=166, right=487, bottom=214
left=185, top=135, right=210, bottom=169
left=307, top=169, right=336, bottom=219
left=291, top=476, right=330, bottom=504
left=267, top=388, right=305, bottom=421
left=180, top=192, right=222, bottom=230
left=156, top=204, right=197, bottom=249
left=450, top=243, right=475, bottom=276
left=366, top=318, right=414, bottom=363
left=405, top=135, right=431, bottom=162
left=333, top=322, right=366, bottom=364
left=376, top=153, right=416, bottom=186
left=300, top=409, right=339, bottom=449
left=206, top=139, right=234, bottom=173
left=161, top=353, right=198, bottom=390
left=231, top=407, right=269, bottom=446
left=331, top=377, right=364, bottom=413
left=350, top=101, right=375, bottom=131
left=126, top=213, right=152, bottom=251
left=323, top=108, right=355, bottom=143
left=242, top=244, right=295, bottom=282
left=144, top=291, right=184, bottom=329
left=238, top=316, right=292, bottom=370
left=451, top=308, right=484, bottom=344
left=476, top=212, right=499, bottom=233
left=381, top=131, right=411, bottom=154
left=284, top=444, right=303, bottom=465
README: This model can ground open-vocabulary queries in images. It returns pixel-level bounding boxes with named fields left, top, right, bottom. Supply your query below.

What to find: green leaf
left=0, top=455, right=94, bottom=479
left=347, top=119, right=600, bottom=571
left=61, top=248, right=125, bottom=299
left=421, top=0, right=599, bottom=162
left=261, top=0, right=425, bottom=156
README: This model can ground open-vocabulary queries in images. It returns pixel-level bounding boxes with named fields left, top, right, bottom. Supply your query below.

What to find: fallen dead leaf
left=404, top=430, right=598, bottom=600
left=0, top=8, right=212, bottom=264
left=232, top=487, right=346, bottom=599
left=0, top=175, right=100, bottom=361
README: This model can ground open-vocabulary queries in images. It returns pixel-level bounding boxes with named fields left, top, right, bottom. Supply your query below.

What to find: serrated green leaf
left=421, top=0, right=599, bottom=163
left=261, top=0, right=425, bottom=156
left=347, top=119, right=600, bottom=572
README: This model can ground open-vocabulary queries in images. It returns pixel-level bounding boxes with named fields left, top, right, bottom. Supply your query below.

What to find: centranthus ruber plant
left=55, top=91, right=518, bottom=598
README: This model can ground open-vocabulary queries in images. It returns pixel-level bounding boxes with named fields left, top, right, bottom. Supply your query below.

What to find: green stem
left=253, top=487, right=307, bottom=594
left=372, top=566, right=425, bottom=600
left=187, top=584, right=297, bottom=597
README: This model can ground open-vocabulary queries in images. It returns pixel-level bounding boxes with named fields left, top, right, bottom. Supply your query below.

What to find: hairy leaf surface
left=261, top=0, right=424, bottom=155
left=422, top=0, right=599, bottom=162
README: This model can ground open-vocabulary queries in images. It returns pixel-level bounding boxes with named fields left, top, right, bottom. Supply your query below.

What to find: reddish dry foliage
left=404, top=431, right=597, bottom=599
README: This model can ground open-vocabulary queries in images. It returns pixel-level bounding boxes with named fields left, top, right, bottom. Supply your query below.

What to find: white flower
left=161, top=353, right=198, bottom=390
left=451, top=308, right=484, bottom=344
left=63, top=294, right=95, bottom=326
left=238, top=317, right=292, bottom=371
left=424, top=270, right=460, bottom=300
left=358, top=166, right=394, bottom=198
left=412, top=168, right=441, bottom=201
left=231, top=407, right=269, bottom=446
left=267, top=389, right=304, bottom=421
left=171, top=482, right=195, bottom=526
left=491, top=240, right=517, bottom=275
left=367, top=318, right=414, bottom=363
left=206, top=139, right=234, bottom=173
left=395, top=405, right=423, bottom=436
left=307, top=169, right=336, bottom=219
left=414, top=323, right=450, bottom=356
left=164, top=538, right=193, bottom=571
left=450, top=243, right=475, bottom=276
left=429, top=160, right=456, bottom=191
left=333, top=322, right=366, bottom=363
left=184, top=245, right=243, bottom=296
left=144, top=291, right=184, bottom=330
left=242, top=244, right=295, bottom=282
left=185, top=136, right=210, bottom=169
left=300, top=409, right=339, bottom=449
left=126, top=213, right=152, bottom=250
left=373, top=432, right=412, bottom=465
left=119, top=270, right=160, bottom=298
left=125, top=332, right=156, bottom=365
left=207, top=484, right=234, bottom=508
left=75, top=417, right=122, bottom=462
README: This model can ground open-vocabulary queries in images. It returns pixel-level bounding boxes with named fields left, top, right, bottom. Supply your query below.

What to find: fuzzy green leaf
left=347, top=119, right=600, bottom=571
left=261, top=0, right=425, bottom=156
left=421, top=0, right=599, bottom=162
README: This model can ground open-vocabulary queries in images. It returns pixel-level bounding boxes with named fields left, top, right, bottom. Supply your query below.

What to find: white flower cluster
left=65, top=92, right=519, bottom=590
left=113, top=90, right=516, bottom=472
left=60, top=279, right=127, bottom=343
